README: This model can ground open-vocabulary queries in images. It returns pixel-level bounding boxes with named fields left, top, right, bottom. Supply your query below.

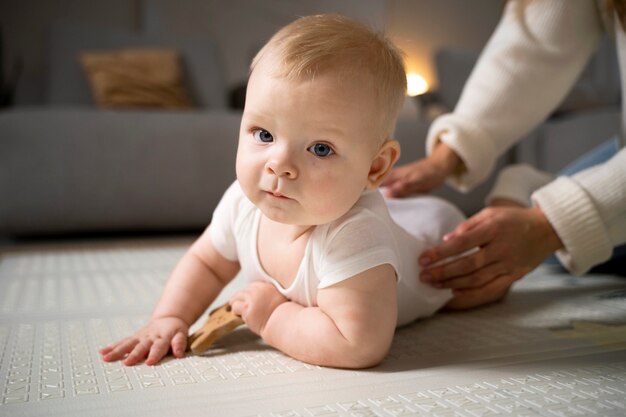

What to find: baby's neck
left=279, top=223, right=313, bottom=242
left=257, top=216, right=313, bottom=288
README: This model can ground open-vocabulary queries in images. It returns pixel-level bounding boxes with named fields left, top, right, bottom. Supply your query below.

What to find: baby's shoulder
left=320, top=197, right=394, bottom=248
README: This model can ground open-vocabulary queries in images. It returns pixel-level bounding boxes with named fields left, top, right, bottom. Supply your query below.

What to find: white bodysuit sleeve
left=316, top=211, right=399, bottom=289
left=426, top=0, right=603, bottom=191
left=208, top=181, right=243, bottom=261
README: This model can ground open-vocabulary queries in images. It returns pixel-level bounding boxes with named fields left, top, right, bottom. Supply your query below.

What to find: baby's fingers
left=101, top=337, right=139, bottom=363
left=229, top=291, right=248, bottom=316
left=123, top=340, right=153, bottom=366
left=145, top=338, right=170, bottom=366
left=171, top=331, right=187, bottom=358
left=99, top=345, right=114, bottom=356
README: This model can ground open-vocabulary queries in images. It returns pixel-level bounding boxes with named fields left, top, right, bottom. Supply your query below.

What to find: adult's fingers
left=419, top=208, right=504, bottom=266
left=420, top=224, right=491, bottom=271
left=383, top=182, right=409, bottom=198
left=381, top=175, right=414, bottom=198
left=381, top=163, right=425, bottom=198
left=380, top=167, right=401, bottom=188
left=444, top=273, right=514, bottom=310
left=446, top=208, right=494, bottom=236
left=426, top=261, right=506, bottom=290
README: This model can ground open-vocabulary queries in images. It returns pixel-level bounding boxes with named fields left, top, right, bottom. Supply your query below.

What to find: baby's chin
left=260, top=207, right=340, bottom=227
left=258, top=205, right=304, bottom=225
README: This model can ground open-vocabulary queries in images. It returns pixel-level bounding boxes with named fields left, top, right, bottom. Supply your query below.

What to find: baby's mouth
left=266, top=190, right=291, bottom=200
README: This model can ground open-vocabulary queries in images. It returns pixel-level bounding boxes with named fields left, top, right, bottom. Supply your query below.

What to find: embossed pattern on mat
left=0, top=241, right=625, bottom=417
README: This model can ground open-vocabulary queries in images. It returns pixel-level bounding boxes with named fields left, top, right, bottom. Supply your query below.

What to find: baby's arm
left=100, top=226, right=240, bottom=366
left=231, top=264, right=397, bottom=369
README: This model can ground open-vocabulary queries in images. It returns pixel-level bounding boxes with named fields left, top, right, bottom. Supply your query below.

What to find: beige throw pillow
left=79, top=48, right=194, bottom=109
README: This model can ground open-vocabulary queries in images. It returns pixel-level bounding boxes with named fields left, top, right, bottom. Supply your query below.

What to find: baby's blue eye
left=253, top=129, right=274, bottom=143
left=308, top=143, right=334, bottom=157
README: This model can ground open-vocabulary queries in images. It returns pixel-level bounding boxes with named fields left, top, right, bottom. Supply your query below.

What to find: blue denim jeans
left=558, top=137, right=620, bottom=176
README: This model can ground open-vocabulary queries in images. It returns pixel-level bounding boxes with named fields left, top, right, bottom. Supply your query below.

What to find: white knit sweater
left=426, top=0, right=626, bottom=275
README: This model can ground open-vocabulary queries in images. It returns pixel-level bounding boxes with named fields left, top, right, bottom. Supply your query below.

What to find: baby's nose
left=265, top=148, right=298, bottom=178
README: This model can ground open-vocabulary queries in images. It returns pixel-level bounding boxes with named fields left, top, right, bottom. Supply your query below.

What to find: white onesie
left=210, top=181, right=465, bottom=326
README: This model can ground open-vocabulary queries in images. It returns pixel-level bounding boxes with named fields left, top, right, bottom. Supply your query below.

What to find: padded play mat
left=1, top=238, right=625, bottom=416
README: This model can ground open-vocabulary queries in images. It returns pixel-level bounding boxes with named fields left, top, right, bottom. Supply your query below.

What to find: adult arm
left=423, top=148, right=626, bottom=308
left=428, top=0, right=604, bottom=191
left=533, top=147, right=626, bottom=274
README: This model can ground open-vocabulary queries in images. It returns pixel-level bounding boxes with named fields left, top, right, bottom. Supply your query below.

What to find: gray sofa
left=1, top=24, right=620, bottom=237
left=0, top=21, right=425, bottom=237
left=1, top=22, right=245, bottom=236
left=1, top=108, right=242, bottom=235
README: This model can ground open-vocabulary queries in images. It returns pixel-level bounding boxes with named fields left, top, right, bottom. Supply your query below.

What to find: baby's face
left=236, top=60, right=383, bottom=226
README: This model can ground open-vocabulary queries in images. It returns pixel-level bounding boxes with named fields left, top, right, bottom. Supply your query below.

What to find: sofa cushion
left=0, top=108, right=242, bottom=236
left=46, top=22, right=227, bottom=109
left=79, top=48, right=194, bottom=109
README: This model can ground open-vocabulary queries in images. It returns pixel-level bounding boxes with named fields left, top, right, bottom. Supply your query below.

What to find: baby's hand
left=100, top=317, right=189, bottom=366
left=230, top=282, right=287, bottom=335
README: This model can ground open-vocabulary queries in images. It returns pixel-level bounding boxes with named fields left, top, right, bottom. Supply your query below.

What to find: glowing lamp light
left=406, top=73, right=429, bottom=96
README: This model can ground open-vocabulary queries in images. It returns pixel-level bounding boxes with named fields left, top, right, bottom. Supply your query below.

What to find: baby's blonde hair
left=250, top=14, right=407, bottom=141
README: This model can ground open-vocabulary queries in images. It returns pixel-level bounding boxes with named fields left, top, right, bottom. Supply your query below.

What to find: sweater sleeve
left=426, top=0, right=603, bottom=191
left=485, top=164, right=554, bottom=207
left=531, top=148, right=626, bottom=275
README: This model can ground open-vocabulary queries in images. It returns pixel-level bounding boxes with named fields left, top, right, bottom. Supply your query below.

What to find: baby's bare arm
left=151, top=227, right=239, bottom=324
left=100, top=226, right=240, bottom=365
left=260, top=264, right=397, bottom=369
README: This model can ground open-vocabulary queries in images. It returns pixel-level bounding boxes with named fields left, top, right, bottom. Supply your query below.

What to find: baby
left=101, top=14, right=464, bottom=369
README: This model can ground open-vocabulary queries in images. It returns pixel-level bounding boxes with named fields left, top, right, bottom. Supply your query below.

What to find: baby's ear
left=367, top=139, right=400, bottom=189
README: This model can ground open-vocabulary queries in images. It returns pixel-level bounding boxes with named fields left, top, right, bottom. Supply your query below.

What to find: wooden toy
left=188, top=303, right=244, bottom=354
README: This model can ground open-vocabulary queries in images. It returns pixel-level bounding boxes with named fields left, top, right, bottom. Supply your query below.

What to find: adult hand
left=381, top=142, right=462, bottom=198
left=419, top=206, right=564, bottom=309
left=230, top=281, right=288, bottom=335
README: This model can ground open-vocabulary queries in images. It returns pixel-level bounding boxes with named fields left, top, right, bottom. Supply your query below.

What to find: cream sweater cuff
left=426, top=114, right=496, bottom=192
left=531, top=177, right=612, bottom=275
